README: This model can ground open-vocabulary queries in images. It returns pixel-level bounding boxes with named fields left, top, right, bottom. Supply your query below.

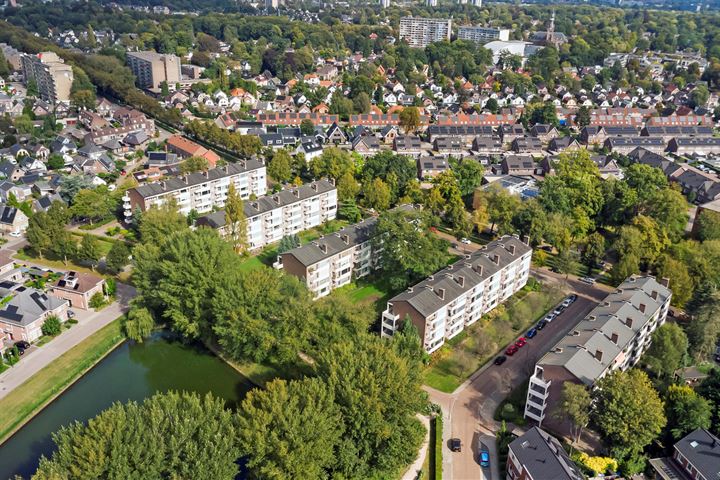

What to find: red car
left=515, top=337, right=527, bottom=348
left=505, top=344, right=519, bottom=356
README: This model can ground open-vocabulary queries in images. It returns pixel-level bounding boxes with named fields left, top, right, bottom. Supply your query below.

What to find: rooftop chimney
left=639, top=303, right=646, bottom=314
left=595, top=349, right=603, bottom=362
left=610, top=332, right=619, bottom=344
left=224, top=165, right=229, bottom=174
left=625, top=317, right=633, bottom=328
left=318, top=243, right=327, bottom=253
left=456, top=276, right=465, bottom=287
left=651, top=290, right=658, bottom=300
left=273, top=195, right=280, bottom=204
left=492, top=254, right=500, bottom=265
left=341, top=234, right=349, bottom=245
left=292, top=189, right=300, bottom=198
left=436, top=288, right=445, bottom=300
left=660, top=277, right=670, bottom=288
left=183, top=176, right=188, bottom=184
left=508, top=244, right=516, bottom=255
left=474, top=264, right=484, bottom=276
left=311, top=183, right=318, bottom=191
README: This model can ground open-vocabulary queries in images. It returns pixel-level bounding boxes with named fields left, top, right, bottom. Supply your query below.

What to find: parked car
left=505, top=344, right=519, bottom=356
left=568, top=294, right=577, bottom=302
left=14, top=340, right=30, bottom=354
left=479, top=449, right=490, bottom=468
left=515, top=337, right=527, bottom=348
left=553, top=307, right=564, bottom=316
left=543, top=313, right=555, bottom=323
left=450, top=438, right=462, bottom=452
left=536, top=319, right=547, bottom=330
left=526, top=328, right=537, bottom=339
left=460, top=238, right=471, bottom=245
left=580, top=276, right=596, bottom=285
left=9, top=231, right=21, bottom=237
left=561, top=298, right=573, bottom=308
left=494, top=355, right=507, bottom=366
left=67, top=310, right=75, bottom=318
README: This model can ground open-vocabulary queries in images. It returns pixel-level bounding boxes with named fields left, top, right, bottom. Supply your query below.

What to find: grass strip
left=0, top=318, right=124, bottom=444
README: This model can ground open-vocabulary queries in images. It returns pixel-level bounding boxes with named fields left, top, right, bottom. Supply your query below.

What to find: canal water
left=0, top=332, right=256, bottom=480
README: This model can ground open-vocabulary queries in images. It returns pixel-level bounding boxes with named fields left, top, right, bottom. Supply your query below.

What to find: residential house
left=326, top=123, right=348, bottom=144
left=433, top=137, right=466, bottom=156
left=667, top=137, right=720, bottom=156
left=0, top=287, right=69, bottom=342
left=507, top=427, right=584, bottom=480
left=394, top=135, right=423, bottom=157
left=649, top=428, right=720, bottom=480
left=166, top=135, right=220, bottom=168
left=500, top=124, right=526, bottom=145
left=352, top=135, right=381, bottom=156
left=548, top=136, right=581, bottom=153
left=500, top=156, right=537, bottom=176
left=604, top=136, right=665, bottom=154
left=51, top=272, right=106, bottom=310
left=511, top=137, right=543, bottom=154
left=417, top=157, right=449, bottom=180
left=528, top=124, right=559, bottom=144
left=381, top=236, right=532, bottom=353
left=472, top=136, right=504, bottom=154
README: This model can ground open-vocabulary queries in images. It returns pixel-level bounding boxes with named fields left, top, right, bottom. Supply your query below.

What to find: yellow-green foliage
left=578, top=452, right=618, bottom=475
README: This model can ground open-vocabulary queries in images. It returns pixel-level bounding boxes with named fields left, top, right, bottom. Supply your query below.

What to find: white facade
left=381, top=236, right=532, bottom=353
left=458, top=26, right=510, bottom=44
left=399, top=17, right=452, bottom=48
left=523, top=275, right=672, bottom=425
left=127, top=161, right=267, bottom=217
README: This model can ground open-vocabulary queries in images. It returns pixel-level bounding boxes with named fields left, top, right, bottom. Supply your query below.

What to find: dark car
left=494, top=355, right=507, bottom=366
left=450, top=438, right=462, bottom=452
left=568, top=294, right=577, bottom=302
left=505, top=344, right=519, bottom=356
left=67, top=310, right=75, bottom=318
left=515, top=337, right=527, bottom=348
left=15, top=340, right=30, bottom=354
left=526, top=328, right=537, bottom=339
left=536, top=319, right=547, bottom=330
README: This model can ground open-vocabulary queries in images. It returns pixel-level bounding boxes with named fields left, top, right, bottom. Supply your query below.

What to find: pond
left=0, top=332, right=256, bottom=480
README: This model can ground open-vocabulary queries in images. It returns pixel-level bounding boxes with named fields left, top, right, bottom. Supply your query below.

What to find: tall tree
left=212, top=267, right=314, bottom=364
left=138, top=201, right=187, bottom=245
left=398, top=107, right=421, bottom=133
left=224, top=184, right=248, bottom=254
left=180, top=156, right=209, bottom=174
left=78, top=234, right=101, bottom=270
left=268, top=149, right=293, bottom=183
left=643, top=323, right=688, bottom=380
left=363, top=178, right=391, bottom=211
left=556, top=382, right=592, bottom=445
left=33, top=392, right=240, bottom=480
left=123, top=306, right=155, bottom=342
left=665, top=385, right=712, bottom=441
left=238, top=378, right=343, bottom=480
left=696, top=209, right=720, bottom=241
left=593, top=369, right=666, bottom=466
left=106, top=241, right=131, bottom=274
left=315, top=337, right=425, bottom=479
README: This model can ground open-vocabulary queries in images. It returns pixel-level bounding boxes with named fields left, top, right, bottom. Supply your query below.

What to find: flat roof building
left=399, top=16, right=452, bottom=48
left=21, top=52, right=73, bottom=104
left=458, top=25, right=510, bottom=44
left=127, top=51, right=181, bottom=92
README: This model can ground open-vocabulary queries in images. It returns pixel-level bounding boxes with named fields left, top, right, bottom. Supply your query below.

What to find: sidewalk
left=400, top=414, right=431, bottom=480
left=0, top=283, right=135, bottom=400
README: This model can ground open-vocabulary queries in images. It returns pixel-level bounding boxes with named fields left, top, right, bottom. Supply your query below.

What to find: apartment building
left=21, top=52, right=74, bottom=104
left=0, top=43, right=23, bottom=71
left=507, top=427, right=584, bottom=480
left=399, top=17, right=452, bottom=48
left=524, top=275, right=671, bottom=427
left=381, top=236, right=532, bottom=354
left=196, top=180, right=337, bottom=250
left=276, top=214, right=386, bottom=299
left=125, top=159, right=266, bottom=217
left=458, top=25, right=510, bottom=44
left=126, top=51, right=181, bottom=91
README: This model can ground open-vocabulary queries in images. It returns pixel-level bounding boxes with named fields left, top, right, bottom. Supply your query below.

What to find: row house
left=196, top=180, right=337, bottom=250
left=435, top=112, right=517, bottom=126
left=417, top=157, right=450, bottom=180
left=647, top=114, right=712, bottom=127
left=394, top=135, right=423, bottom=157
left=511, top=137, right=543, bottom=154
left=349, top=113, right=430, bottom=128
left=256, top=112, right=339, bottom=127
left=276, top=213, right=388, bottom=298
left=640, top=125, right=714, bottom=142
left=472, top=136, right=504, bottom=154
left=524, top=275, right=671, bottom=428
left=426, top=125, right=496, bottom=144
left=380, top=236, right=532, bottom=353
left=580, top=125, right=639, bottom=146
left=667, top=137, right=720, bottom=156
left=604, top=136, right=665, bottom=154
left=125, top=160, right=267, bottom=217
left=433, top=137, right=466, bottom=156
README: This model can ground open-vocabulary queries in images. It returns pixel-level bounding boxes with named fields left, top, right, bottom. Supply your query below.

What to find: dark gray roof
left=427, top=125, right=495, bottom=137
left=641, top=125, right=713, bottom=137
left=674, top=428, right=720, bottom=479
left=0, top=205, right=18, bottom=225
left=434, top=137, right=464, bottom=150
left=508, top=428, right=584, bottom=480
left=387, top=236, right=531, bottom=317
left=606, top=136, right=664, bottom=147
left=538, top=275, right=671, bottom=385
left=0, top=287, right=68, bottom=327
left=196, top=180, right=336, bottom=229
left=603, top=126, right=639, bottom=136
left=131, top=160, right=265, bottom=200
left=395, top=135, right=422, bottom=151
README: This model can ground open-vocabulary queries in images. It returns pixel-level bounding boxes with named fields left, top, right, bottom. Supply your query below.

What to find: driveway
left=427, top=269, right=612, bottom=480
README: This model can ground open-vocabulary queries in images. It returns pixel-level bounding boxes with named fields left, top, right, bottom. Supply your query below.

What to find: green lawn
left=332, top=276, right=394, bottom=313
left=0, top=318, right=125, bottom=443
left=423, top=282, right=566, bottom=393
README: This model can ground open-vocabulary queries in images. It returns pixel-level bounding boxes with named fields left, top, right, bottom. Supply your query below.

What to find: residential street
left=426, top=270, right=613, bottom=480
left=0, top=238, right=136, bottom=401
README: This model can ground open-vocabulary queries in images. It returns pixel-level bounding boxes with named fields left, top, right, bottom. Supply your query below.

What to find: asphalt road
left=426, top=269, right=612, bottom=480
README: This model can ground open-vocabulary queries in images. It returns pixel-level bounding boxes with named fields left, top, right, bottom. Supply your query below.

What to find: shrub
left=89, top=292, right=107, bottom=309
left=41, top=315, right=62, bottom=336
left=434, top=415, right=443, bottom=480
left=577, top=453, right=618, bottom=475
